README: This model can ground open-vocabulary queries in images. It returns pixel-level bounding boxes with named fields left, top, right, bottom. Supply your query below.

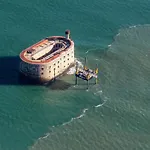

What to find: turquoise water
left=0, top=0, right=150, bottom=150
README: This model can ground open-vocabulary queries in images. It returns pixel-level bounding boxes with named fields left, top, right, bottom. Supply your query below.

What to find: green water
left=0, top=0, right=150, bottom=150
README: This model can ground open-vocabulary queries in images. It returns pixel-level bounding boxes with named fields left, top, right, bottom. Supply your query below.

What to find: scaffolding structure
left=75, top=57, right=98, bottom=89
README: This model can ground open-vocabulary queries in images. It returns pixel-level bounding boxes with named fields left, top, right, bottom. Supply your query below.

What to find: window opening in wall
left=58, top=66, right=59, bottom=68
left=54, top=63, right=56, bottom=66
left=41, top=72, right=43, bottom=75
left=67, top=58, right=69, bottom=60
left=49, top=71, right=51, bottom=73
left=58, top=61, right=59, bottom=64
left=41, top=68, right=44, bottom=70
left=68, top=63, right=69, bottom=66
left=64, top=61, right=65, bottom=63
left=64, top=56, right=65, bottom=58
left=49, top=66, right=51, bottom=69
left=64, top=66, right=65, bottom=68
left=67, top=54, right=69, bottom=56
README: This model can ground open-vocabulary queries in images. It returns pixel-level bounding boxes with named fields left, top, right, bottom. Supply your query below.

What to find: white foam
left=76, top=59, right=83, bottom=68
left=94, top=100, right=106, bottom=108
left=83, top=108, right=88, bottom=113
left=93, top=88, right=108, bottom=108
left=86, top=89, right=89, bottom=92
left=85, top=50, right=89, bottom=54
left=129, top=25, right=137, bottom=28
left=67, top=59, right=83, bottom=75
left=38, top=133, right=50, bottom=140
left=67, top=67, right=76, bottom=75
left=60, top=108, right=89, bottom=127
left=116, top=33, right=120, bottom=36
left=76, top=114, right=85, bottom=119
left=94, top=90, right=102, bottom=94
left=108, top=44, right=111, bottom=47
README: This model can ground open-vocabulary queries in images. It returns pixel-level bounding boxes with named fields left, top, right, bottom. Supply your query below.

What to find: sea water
left=0, top=0, right=150, bottom=150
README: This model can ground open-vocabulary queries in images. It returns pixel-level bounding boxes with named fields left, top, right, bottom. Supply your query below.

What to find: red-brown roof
left=20, top=36, right=74, bottom=64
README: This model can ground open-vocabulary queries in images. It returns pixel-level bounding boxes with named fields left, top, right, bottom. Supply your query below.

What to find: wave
left=36, top=107, right=89, bottom=141
left=62, top=108, right=89, bottom=126
left=94, top=97, right=108, bottom=108
left=116, top=33, right=120, bottom=36
left=129, top=25, right=136, bottom=28
left=30, top=85, right=107, bottom=147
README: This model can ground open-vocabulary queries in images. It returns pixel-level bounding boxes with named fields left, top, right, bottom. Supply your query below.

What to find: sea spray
left=67, top=58, right=83, bottom=75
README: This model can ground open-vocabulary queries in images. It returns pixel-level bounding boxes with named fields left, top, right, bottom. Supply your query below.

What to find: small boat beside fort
left=19, top=30, right=74, bottom=83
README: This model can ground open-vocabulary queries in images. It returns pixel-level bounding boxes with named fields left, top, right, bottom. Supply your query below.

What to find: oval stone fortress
left=19, top=30, right=75, bottom=82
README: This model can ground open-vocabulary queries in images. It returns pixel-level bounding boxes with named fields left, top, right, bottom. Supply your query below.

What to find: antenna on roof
left=65, top=30, right=70, bottom=39
left=84, top=57, right=87, bottom=70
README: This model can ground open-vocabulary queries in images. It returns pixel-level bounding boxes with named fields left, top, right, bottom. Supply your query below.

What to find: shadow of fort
left=0, top=56, right=72, bottom=89
left=0, top=56, right=21, bottom=85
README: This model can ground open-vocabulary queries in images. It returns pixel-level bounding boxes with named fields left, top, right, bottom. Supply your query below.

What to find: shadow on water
left=0, top=56, right=20, bottom=85
left=0, top=56, right=73, bottom=90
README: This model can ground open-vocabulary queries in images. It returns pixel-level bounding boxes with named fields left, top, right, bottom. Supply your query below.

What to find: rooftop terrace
left=20, top=36, right=73, bottom=64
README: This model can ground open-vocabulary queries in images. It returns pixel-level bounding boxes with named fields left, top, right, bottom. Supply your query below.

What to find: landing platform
left=75, top=67, right=98, bottom=81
